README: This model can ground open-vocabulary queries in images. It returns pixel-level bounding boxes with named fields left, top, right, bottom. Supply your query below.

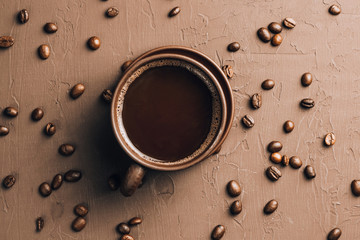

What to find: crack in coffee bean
left=222, top=65, right=234, bottom=79
left=36, top=217, right=44, bottom=232
left=0, top=36, right=15, bottom=48
left=18, top=9, right=29, bottom=24
left=324, top=132, right=336, bottom=146
left=3, top=175, right=16, bottom=188
left=283, top=17, right=296, bottom=29
left=45, top=123, right=56, bottom=136
left=300, top=98, right=315, bottom=108
left=266, top=166, right=282, bottom=181
left=242, top=114, right=255, bottom=128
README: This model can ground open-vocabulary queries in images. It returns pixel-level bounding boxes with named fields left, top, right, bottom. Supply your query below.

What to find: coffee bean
left=36, top=217, right=44, bottom=232
left=267, top=141, right=282, bottom=153
left=227, top=42, right=240, bottom=52
left=327, top=228, right=342, bottom=240
left=281, top=155, right=289, bottom=166
left=39, top=182, right=52, bottom=197
left=44, top=23, right=58, bottom=33
left=3, top=175, right=16, bottom=188
left=38, top=44, right=50, bottom=59
left=329, top=4, right=341, bottom=15
left=121, top=60, right=133, bottom=72
left=266, top=166, right=282, bottom=181
left=51, top=174, right=63, bottom=190
left=0, top=36, right=15, bottom=48
left=108, top=174, right=120, bottom=191
left=102, top=89, right=113, bottom=103
left=230, top=200, right=242, bottom=215
left=263, top=199, right=278, bottom=214
left=4, top=107, right=18, bottom=117
left=304, top=165, right=316, bottom=179
left=72, top=217, right=86, bottom=232
left=31, top=108, right=44, bottom=121
left=121, top=235, right=135, bottom=240
left=226, top=180, right=241, bottom=197
left=59, top=144, right=75, bottom=156
left=74, top=203, right=88, bottom=217
left=168, top=6, right=181, bottom=17
left=289, top=156, right=302, bottom=169
left=211, top=225, right=225, bottom=240
left=268, top=22, right=282, bottom=34
left=128, top=217, right=142, bottom=226
left=300, top=98, right=315, bottom=108
left=45, top=123, right=56, bottom=136
left=271, top=34, right=283, bottom=46
left=251, top=93, right=262, bottom=109
left=324, top=132, right=336, bottom=146
left=64, top=170, right=82, bottom=182
left=70, top=83, right=85, bottom=99
left=222, top=65, right=234, bottom=79
left=0, top=126, right=9, bottom=136
left=117, top=222, right=131, bottom=234
left=261, top=79, right=275, bottom=90
left=301, top=73, right=313, bottom=86
left=18, top=9, right=29, bottom=24
left=106, top=7, right=119, bottom=18
left=270, top=152, right=282, bottom=164
left=87, top=36, right=101, bottom=50
left=283, top=17, right=296, bottom=29
left=242, top=114, right=255, bottom=128
left=257, top=27, right=271, bottom=43
left=351, top=180, right=360, bottom=196
left=283, top=120, right=295, bottom=133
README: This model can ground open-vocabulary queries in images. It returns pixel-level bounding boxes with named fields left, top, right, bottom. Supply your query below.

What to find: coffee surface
left=122, top=66, right=213, bottom=161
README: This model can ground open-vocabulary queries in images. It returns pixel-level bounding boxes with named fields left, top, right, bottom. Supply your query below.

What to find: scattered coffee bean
left=70, top=83, right=85, bottom=99
left=261, top=79, right=275, bottom=90
left=74, top=203, right=88, bottom=217
left=268, top=22, right=282, bottom=34
left=102, top=89, right=113, bottom=103
left=283, top=120, right=295, bottom=133
left=31, top=108, right=44, bottom=121
left=39, top=182, right=52, bottom=197
left=128, top=217, right=142, bottom=226
left=4, top=107, right=18, bottom=117
left=251, top=93, right=262, bottom=109
left=51, top=174, right=63, bottom=190
left=36, top=217, right=44, bottom=232
left=0, top=36, right=15, bottom=48
left=44, top=23, right=58, bottom=33
left=222, top=65, right=234, bottom=79
left=301, top=72, right=313, bottom=86
left=324, top=132, right=336, bottom=146
left=267, top=141, right=282, bottom=153
left=64, top=170, right=82, bottom=182
left=300, top=98, right=315, bottom=108
left=108, top=174, right=120, bottom=191
left=38, top=44, right=50, bottom=59
left=281, top=155, right=289, bottom=166
left=257, top=27, right=271, bottom=43
left=271, top=34, right=283, bottom=46
left=45, top=123, right=56, bottom=136
left=121, top=60, right=133, bottom=72
left=351, top=180, right=360, bottom=196
left=0, top=126, right=9, bottom=136
left=227, top=42, right=240, bottom=52
left=304, top=165, right=316, bottom=179
left=168, top=6, right=181, bottom=17
left=263, top=199, right=278, bottom=214
left=327, top=227, right=342, bottom=240
left=270, top=152, right=282, bottom=164
left=211, top=225, right=225, bottom=240
left=117, top=222, right=131, bottom=234
left=72, top=217, right=86, bottom=232
left=59, top=144, right=75, bottom=156
left=87, top=36, right=101, bottom=50
left=121, top=235, right=135, bottom=240
left=230, top=200, right=242, bottom=215
left=283, top=17, right=296, bottom=29
left=289, top=156, right=302, bottom=169
left=329, top=4, right=341, bottom=15
left=226, top=180, right=241, bottom=197
left=266, top=166, right=282, bottom=181
left=106, top=7, right=119, bottom=18
left=242, top=114, right=255, bottom=128
left=18, top=9, right=29, bottom=24
left=3, top=175, right=16, bottom=188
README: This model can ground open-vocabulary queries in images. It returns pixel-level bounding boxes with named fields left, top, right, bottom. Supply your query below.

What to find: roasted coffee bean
left=271, top=34, right=283, bottom=46
left=301, top=72, right=312, bottom=86
left=70, top=83, right=85, bottom=99
left=0, top=126, right=9, bottom=136
left=327, top=228, right=342, bottom=240
left=39, top=182, right=52, bottom=197
left=117, top=222, right=131, bottom=234
left=0, top=36, right=15, bottom=48
left=289, top=156, right=302, bottom=169
left=304, top=165, right=316, bottom=179
left=121, top=60, right=133, bottom=72
left=226, top=180, right=241, bottom=197
left=300, top=98, right=315, bottom=108
left=87, top=36, right=101, bottom=50
left=264, top=199, right=278, bottom=214
left=51, top=174, right=63, bottom=190
left=4, top=107, right=18, bottom=117
left=74, top=203, right=88, bottom=217
left=222, top=65, right=234, bottom=79
left=283, top=120, right=295, bottom=133
left=227, top=42, right=240, bottom=52
left=128, top=217, right=142, bottom=226
left=261, top=79, right=275, bottom=90
left=44, top=23, right=58, bottom=33
left=251, top=93, right=262, bottom=109
left=242, top=114, right=255, bottom=128
left=108, top=174, right=120, bottom=191
left=266, top=166, right=282, bottom=181
left=102, top=89, right=113, bottom=103
left=38, top=44, right=50, bottom=59
left=59, top=144, right=75, bottom=156
left=121, top=235, right=135, bottom=240
left=270, top=152, right=282, bottom=164
left=257, top=27, right=271, bottom=43
left=267, top=141, right=282, bottom=153
left=36, top=217, right=44, bottom=232
left=31, top=108, right=44, bottom=121
left=351, top=180, right=360, bottom=196
left=283, top=17, right=296, bottom=29
left=324, top=132, right=336, bottom=146
left=72, top=217, right=86, bottom=232
left=64, top=170, right=82, bottom=182
left=45, top=123, right=56, bottom=136
left=230, top=200, right=242, bottom=215
left=268, top=22, right=282, bottom=34
left=18, top=9, right=29, bottom=24
left=211, top=225, right=225, bottom=240
left=329, top=4, right=341, bottom=15
left=106, top=7, right=119, bottom=18
left=3, top=175, right=16, bottom=188
left=168, top=6, right=181, bottom=17
left=281, top=155, right=289, bottom=166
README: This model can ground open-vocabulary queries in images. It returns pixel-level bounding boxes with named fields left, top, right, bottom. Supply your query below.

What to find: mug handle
left=120, top=163, right=146, bottom=197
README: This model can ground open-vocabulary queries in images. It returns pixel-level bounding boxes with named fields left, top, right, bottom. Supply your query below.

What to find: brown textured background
left=1, top=0, right=360, bottom=239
